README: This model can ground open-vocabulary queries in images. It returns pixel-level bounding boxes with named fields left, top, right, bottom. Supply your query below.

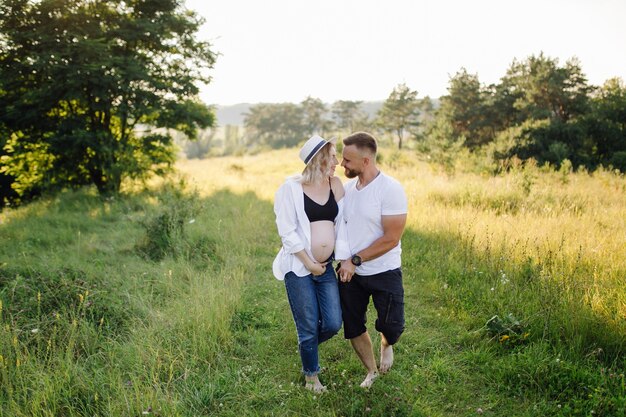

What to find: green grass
left=1, top=149, right=625, bottom=416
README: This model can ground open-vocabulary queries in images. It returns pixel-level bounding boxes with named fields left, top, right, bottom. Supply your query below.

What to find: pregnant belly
left=310, top=221, right=335, bottom=262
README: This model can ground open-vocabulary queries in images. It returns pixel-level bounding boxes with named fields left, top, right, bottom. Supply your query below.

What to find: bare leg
left=350, top=332, right=379, bottom=388
left=379, top=333, right=394, bottom=373
left=304, top=374, right=327, bottom=393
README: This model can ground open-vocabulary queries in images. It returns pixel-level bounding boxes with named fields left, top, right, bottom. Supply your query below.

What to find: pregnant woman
left=272, top=135, right=347, bottom=393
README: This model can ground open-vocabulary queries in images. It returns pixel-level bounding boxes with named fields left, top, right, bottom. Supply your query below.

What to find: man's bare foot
left=380, top=343, right=394, bottom=373
left=305, top=376, right=327, bottom=393
left=360, top=371, right=379, bottom=388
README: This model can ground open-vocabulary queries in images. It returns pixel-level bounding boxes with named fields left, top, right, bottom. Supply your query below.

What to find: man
left=337, top=131, right=408, bottom=388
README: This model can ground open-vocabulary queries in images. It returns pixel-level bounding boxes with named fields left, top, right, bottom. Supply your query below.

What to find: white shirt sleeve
left=381, top=178, right=408, bottom=216
left=274, top=182, right=305, bottom=254
left=334, top=199, right=351, bottom=260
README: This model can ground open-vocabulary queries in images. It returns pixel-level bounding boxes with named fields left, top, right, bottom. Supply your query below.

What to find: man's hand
left=337, top=261, right=355, bottom=283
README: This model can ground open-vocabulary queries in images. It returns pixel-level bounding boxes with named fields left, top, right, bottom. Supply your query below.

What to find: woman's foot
left=305, top=376, right=327, bottom=393
left=359, top=371, right=379, bottom=388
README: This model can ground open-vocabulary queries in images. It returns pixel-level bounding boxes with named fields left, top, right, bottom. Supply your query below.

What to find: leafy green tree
left=582, top=77, right=626, bottom=168
left=418, top=116, right=465, bottom=175
left=223, top=124, right=245, bottom=155
left=331, top=100, right=367, bottom=134
left=497, top=54, right=594, bottom=167
left=377, top=83, right=420, bottom=149
left=243, top=103, right=306, bottom=148
left=437, top=69, right=493, bottom=148
left=180, top=128, right=217, bottom=159
left=502, top=53, right=592, bottom=123
left=418, top=96, right=435, bottom=124
left=0, top=120, right=19, bottom=207
left=0, top=0, right=215, bottom=199
left=301, top=96, right=333, bottom=136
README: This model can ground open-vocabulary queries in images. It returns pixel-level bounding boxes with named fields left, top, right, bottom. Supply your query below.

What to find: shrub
left=609, top=151, right=626, bottom=173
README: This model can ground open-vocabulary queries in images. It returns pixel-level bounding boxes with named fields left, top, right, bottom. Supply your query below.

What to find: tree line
left=239, top=53, right=625, bottom=173
left=234, top=87, right=432, bottom=154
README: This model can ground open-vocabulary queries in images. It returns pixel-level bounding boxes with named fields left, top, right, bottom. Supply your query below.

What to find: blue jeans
left=284, top=263, right=342, bottom=376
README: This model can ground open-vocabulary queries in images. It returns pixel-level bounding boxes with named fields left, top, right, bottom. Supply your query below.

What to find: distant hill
left=213, top=103, right=254, bottom=127
left=213, top=99, right=440, bottom=127
left=214, top=101, right=385, bottom=127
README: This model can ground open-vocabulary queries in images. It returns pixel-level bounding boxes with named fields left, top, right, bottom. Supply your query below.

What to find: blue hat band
left=304, top=141, right=325, bottom=164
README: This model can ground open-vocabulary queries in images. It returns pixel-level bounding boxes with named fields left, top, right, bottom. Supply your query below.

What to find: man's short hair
left=343, top=132, right=377, bottom=156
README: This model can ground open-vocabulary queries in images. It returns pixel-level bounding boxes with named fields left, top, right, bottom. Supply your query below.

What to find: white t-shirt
left=342, top=172, right=408, bottom=276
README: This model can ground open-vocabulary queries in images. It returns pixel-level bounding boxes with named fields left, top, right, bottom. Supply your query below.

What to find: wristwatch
left=351, top=254, right=362, bottom=266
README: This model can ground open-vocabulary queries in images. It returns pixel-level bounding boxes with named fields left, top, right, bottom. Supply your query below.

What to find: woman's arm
left=274, top=182, right=305, bottom=254
left=275, top=181, right=325, bottom=276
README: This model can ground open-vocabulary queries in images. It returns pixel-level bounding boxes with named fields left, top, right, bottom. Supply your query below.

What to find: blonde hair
left=300, top=143, right=334, bottom=185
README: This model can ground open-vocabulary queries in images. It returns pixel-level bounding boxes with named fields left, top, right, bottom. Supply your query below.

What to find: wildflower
left=490, top=287, right=495, bottom=291
left=79, top=294, right=84, bottom=303
left=499, top=335, right=510, bottom=343
left=31, top=328, right=39, bottom=334
left=189, top=219, right=196, bottom=224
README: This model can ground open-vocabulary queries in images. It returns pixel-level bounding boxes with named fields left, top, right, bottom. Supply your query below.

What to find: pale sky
left=185, top=0, right=626, bottom=106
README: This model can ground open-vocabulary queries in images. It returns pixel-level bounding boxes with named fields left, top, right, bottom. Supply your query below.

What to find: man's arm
left=357, top=214, right=407, bottom=262
left=338, top=214, right=407, bottom=282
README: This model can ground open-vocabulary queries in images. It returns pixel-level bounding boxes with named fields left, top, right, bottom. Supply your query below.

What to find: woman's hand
left=308, top=261, right=327, bottom=276
left=294, top=250, right=327, bottom=276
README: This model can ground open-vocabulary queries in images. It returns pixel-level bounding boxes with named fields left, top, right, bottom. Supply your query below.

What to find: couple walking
left=273, top=132, right=408, bottom=392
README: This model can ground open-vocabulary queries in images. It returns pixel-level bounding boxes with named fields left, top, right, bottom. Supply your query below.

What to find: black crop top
left=304, top=189, right=338, bottom=222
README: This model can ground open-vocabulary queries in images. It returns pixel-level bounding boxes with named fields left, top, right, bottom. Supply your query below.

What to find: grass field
left=1, top=148, right=625, bottom=416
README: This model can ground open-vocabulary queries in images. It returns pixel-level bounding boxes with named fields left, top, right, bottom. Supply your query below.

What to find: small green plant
left=518, top=160, right=538, bottom=196
left=136, top=185, right=202, bottom=261
left=485, top=313, right=530, bottom=347
left=558, top=158, right=573, bottom=184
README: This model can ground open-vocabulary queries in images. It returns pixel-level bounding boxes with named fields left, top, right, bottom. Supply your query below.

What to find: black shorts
left=338, top=268, right=405, bottom=345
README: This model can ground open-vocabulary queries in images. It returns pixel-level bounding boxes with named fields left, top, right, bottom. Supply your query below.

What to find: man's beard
left=344, top=168, right=359, bottom=178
